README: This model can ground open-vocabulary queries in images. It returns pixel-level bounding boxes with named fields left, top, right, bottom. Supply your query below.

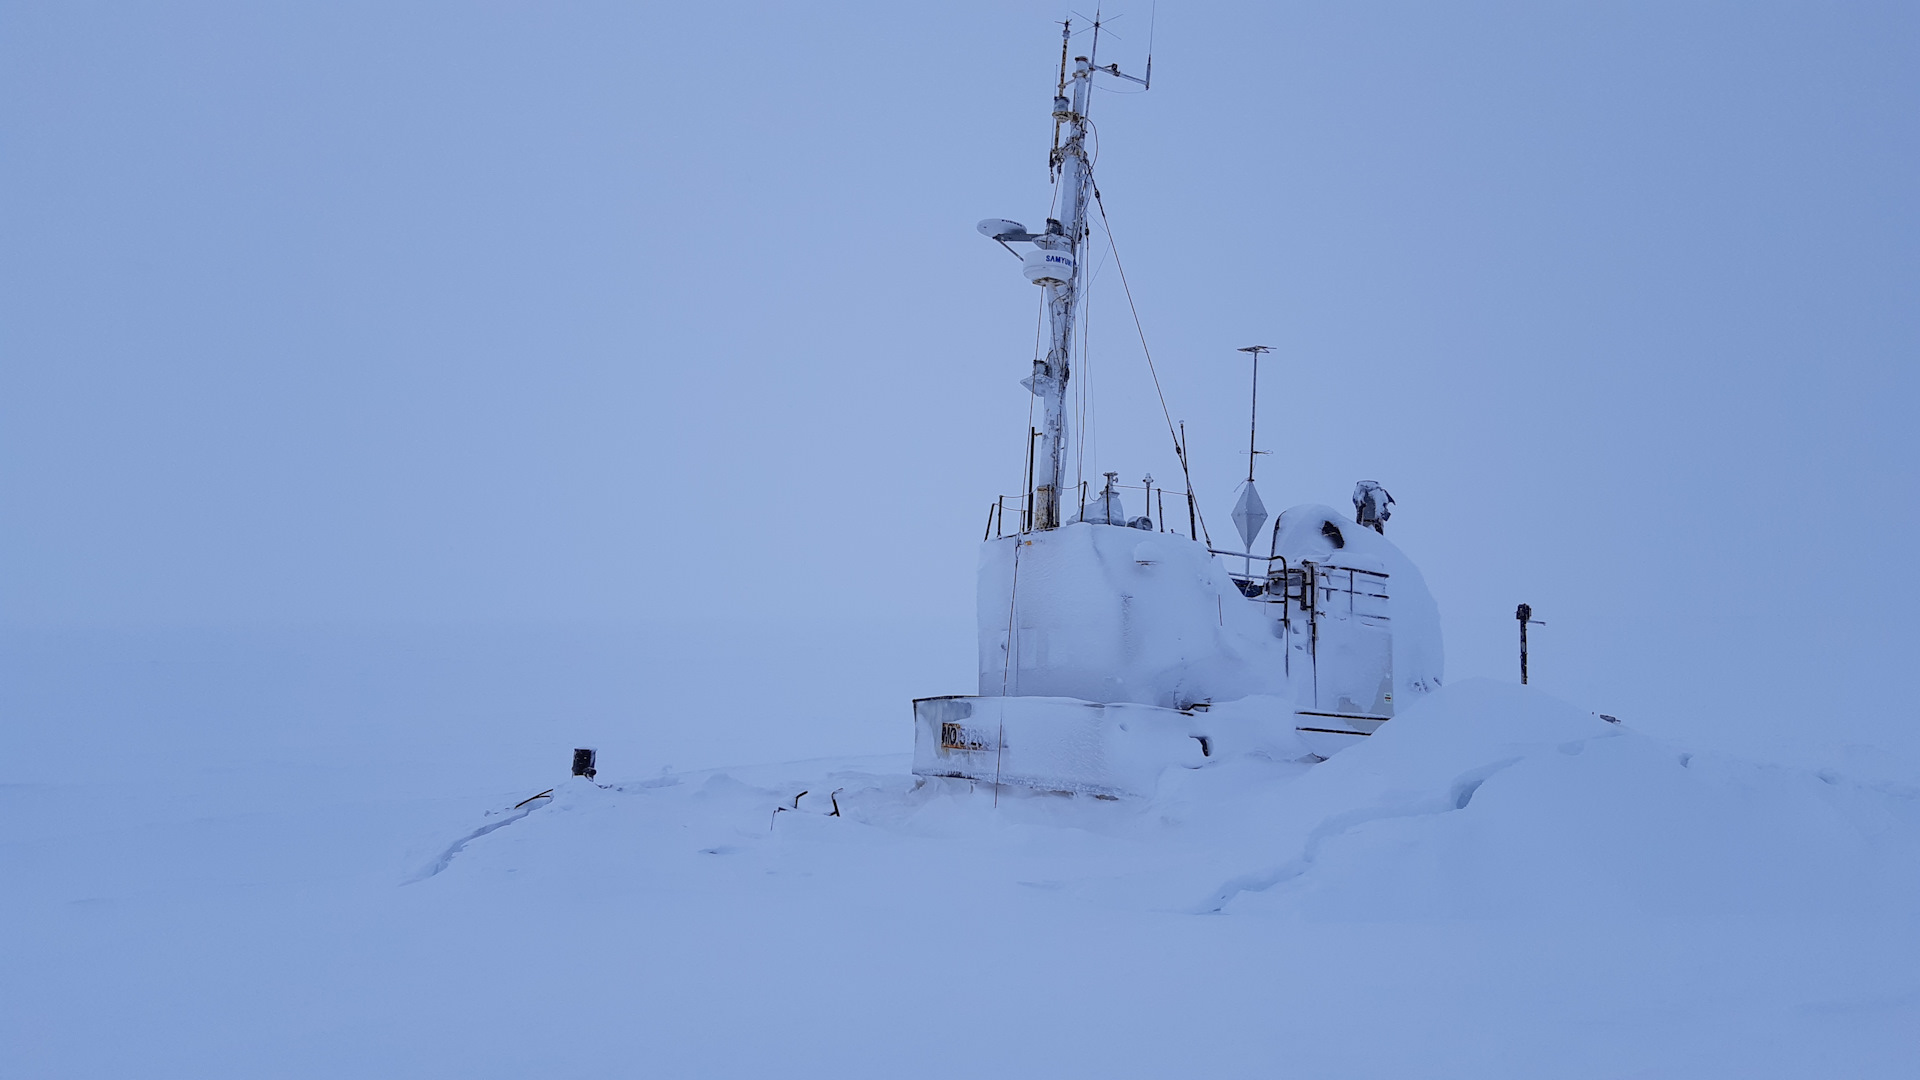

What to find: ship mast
left=1032, top=27, right=1094, bottom=531
left=981, top=17, right=1148, bottom=531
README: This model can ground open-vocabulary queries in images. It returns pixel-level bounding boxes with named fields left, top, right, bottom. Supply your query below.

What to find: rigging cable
left=1090, top=178, right=1212, bottom=546
left=1017, top=289, right=1044, bottom=526
left=1073, top=75, right=1098, bottom=503
left=1073, top=228, right=1113, bottom=514
left=1074, top=230, right=1092, bottom=502
left=994, top=534, right=1021, bottom=808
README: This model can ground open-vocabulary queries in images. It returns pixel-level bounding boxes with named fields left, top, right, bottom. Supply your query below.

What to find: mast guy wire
left=1091, top=180, right=1210, bottom=546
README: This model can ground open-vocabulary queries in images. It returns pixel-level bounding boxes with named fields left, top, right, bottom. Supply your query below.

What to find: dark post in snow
left=1516, top=604, right=1545, bottom=685
left=572, top=748, right=597, bottom=780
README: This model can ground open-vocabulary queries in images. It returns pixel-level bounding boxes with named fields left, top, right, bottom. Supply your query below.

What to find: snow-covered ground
left=4, top=625, right=1917, bottom=1077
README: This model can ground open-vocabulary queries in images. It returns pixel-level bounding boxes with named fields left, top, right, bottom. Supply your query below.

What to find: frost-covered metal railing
left=1210, top=549, right=1390, bottom=624
left=1212, top=550, right=1293, bottom=601
left=1222, top=515, right=1382, bottom=605
left=984, top=481, right=1201, bottom=540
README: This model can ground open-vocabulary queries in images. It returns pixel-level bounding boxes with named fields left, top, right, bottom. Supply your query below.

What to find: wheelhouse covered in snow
left=913, top=20, right=1442, bottom=798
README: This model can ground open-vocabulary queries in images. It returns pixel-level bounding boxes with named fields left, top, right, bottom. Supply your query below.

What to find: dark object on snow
left=513, top=788, right=555, bottom=809
left=1320, top=520, right=1346, bottom=549
left=770, top=790, right=811, bottom=830
left=1600, top=714, right=1621, bottom=725
left=572, top=748, right=597, bottom=779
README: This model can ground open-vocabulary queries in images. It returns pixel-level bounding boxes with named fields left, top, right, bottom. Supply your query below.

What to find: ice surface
left=6, top=632, right=1917, bottom=1078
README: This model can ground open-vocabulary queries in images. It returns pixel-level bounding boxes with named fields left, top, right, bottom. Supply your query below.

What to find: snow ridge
left=405, top=804, right=540, bottom=883
left=1198, top=754, right=1528, bottom=914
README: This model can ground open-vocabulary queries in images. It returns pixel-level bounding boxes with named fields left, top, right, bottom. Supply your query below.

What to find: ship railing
left=981, top=492, right=1387, bottom=620
left=984, top=481, right=1202, bottom=541
left=1211, top=550, right=1296, bottom=602
left=1212, top=551, right=1390, bottom=623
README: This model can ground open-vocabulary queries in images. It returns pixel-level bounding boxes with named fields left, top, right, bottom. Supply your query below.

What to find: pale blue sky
left=4, top=2, right=1915, bottom=763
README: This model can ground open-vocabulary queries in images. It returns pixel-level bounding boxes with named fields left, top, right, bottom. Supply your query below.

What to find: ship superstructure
left=914, top=20, right=1443, bottom=797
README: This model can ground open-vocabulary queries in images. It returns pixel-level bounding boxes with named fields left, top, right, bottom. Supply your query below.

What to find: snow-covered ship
left=913, top=21, right=1444, bottom=798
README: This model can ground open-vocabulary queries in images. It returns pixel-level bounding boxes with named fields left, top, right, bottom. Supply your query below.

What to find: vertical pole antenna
left=1052, top=19, right=1070, bottom=166
left=1145, top=1, right=1156, bottom=87
left=1237, top=346, right=1274, bottom=483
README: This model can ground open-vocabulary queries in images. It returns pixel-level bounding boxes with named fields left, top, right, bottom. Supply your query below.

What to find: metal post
left=1517, top=604, right=1545, bottom=684
left=1180, top=423, right=1197, bottom=539
left=1024, top=428, right=1039, bottom=532
left=1249, top=351, right=1258, bottom=481
left=1236, top=345, right=1274, bottom=484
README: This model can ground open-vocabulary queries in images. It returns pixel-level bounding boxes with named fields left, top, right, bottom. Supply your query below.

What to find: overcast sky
left=4, top=2, right=1915, bottom=763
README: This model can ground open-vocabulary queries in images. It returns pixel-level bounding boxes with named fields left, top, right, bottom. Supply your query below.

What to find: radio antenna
left=1145, top=2, right=1155, bottom=88
left=1052, top=19, right=1070, bottom=170
left=1078, top=6, right=1152, bottom=89
left=1236, top=345, right=1274, bottom=483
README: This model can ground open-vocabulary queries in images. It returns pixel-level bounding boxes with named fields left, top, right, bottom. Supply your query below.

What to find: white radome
left=1021, top=247, right=1075, bottom=285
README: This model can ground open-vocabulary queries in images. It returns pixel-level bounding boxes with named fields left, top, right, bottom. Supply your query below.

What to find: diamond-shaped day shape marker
left=1232, top=480, right=1268, bottom=551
